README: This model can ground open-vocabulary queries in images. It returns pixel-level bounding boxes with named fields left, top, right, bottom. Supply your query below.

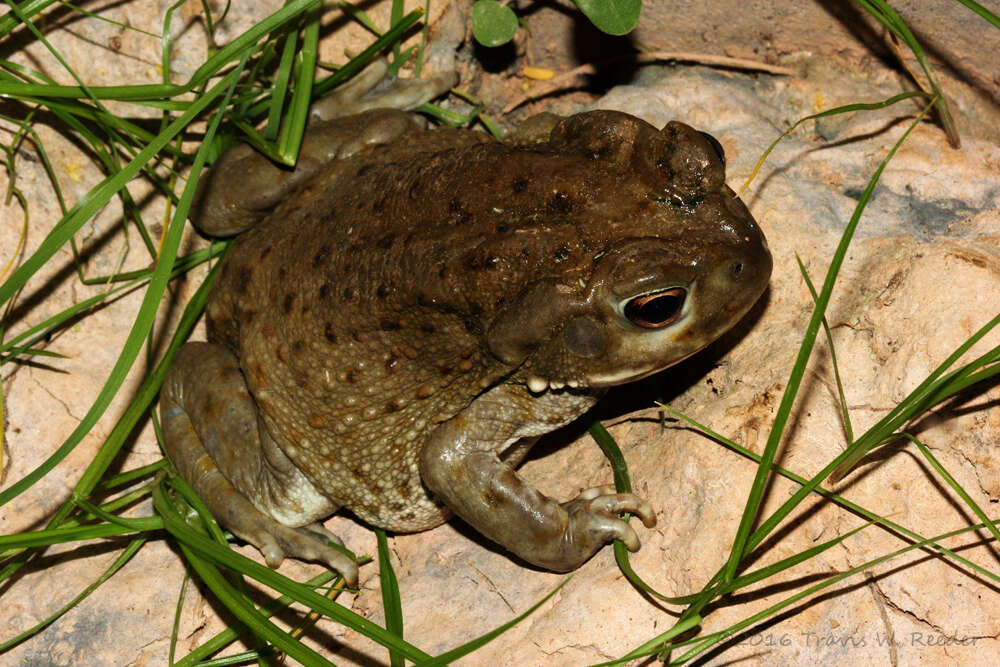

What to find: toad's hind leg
left=188, top=59, right=456, bottom=238
left=308, top=57, right=458, bottom=120
left=160, top=342, right=359, bottom=586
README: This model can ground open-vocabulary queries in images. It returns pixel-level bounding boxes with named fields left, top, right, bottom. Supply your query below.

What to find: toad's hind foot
left=162, top=416, right=360, bottom=586
left=160, top=342, right=359, bottom=587
left=193, top=466, right=359, bottom=587
left=250, top=519, right=360, bottom=588
left=309, top=57, right=458, bottom=121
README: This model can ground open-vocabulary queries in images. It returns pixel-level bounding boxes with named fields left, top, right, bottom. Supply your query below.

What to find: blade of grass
left=954, top=0, right=1000, bottom=27
left=376, top=529, right=405, bottom=667
left=739, top=91, right=927, bottom=195
left=0, top=248, right=218, bottom=363
left=416, top=577, right=573, bottom=667
left=5, top=0, right=115, bottom=120
left=311, top=9, right=423, bottom=99
left=904, top=433, right=1000, bottom=546
left=0, top=537, right=147, bottom=652
left=659, top=403, right=1000, bottom=585
left=264, top=23, right=299, bottom=142
left=588, top=614, right=703, bottom=667
left=0, top=520, right=162, bottom=549
left=590, top=422, right=698, bottom=603
left=171, top=570, right=342, bottom=667
left=796, top=254, right=854, bottom=442
left=390, top=0, right=404, bottom=62
left=0, top=0, right=321, bottom=102
left=175, top=541, right=333, bottom=667
left=722, top=98, right=937, bottom=584
left=609, top=516, right=1000, bottom=665
left=2, top=60, right=239, bottom=596
left=588, top=422, right=633, bottom=492
left=851, top=0, right=960, bottom=146
left=0, top=72, right=240, bottom=512
left=276, top=7, right=320, bottom=164
left=338, top=1, right=383, bottom=35
left=673, top=518, right=1000, bottom=663
left=154, top=485, right=432, bottom=662
left=830, top=311, right=1000, bottom=480
left=0, top=0, right=60, bottom=37
left=666, top=98, right=939, bottom=631
left=236, top=10, right=424, bottom=137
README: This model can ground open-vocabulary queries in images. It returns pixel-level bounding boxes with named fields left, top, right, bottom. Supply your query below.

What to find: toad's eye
left=698, top=131, right=725, bottom=166
left=623, top=288, right=686, bottom=329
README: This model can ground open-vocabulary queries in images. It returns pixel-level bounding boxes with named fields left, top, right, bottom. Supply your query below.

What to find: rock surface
left=2, top=1, right=998, bottom=665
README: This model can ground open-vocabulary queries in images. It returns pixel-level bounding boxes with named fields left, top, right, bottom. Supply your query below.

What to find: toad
left=160, top=68, right=772, bottom=586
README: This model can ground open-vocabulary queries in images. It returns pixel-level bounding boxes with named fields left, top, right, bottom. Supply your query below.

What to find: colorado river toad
left=160, top=78, right=772, bottom=586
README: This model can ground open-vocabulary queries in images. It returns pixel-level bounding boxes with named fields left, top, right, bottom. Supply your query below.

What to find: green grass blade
left=311, top=10, right=423, bottom=99
left=675, top=517, right=1000, bottom=663
left=0, top=0, right=58, bottom=37
left=6, top=0, right=112, bottom=118
left=796, top=254, right=854, bottom=442
left=0, top=67, right=242, bottom=509
left=590, top=422, right=697, bottom=602
left=588, top=421, right=633, bottom=492
left=96, top=460, right=169, bottom=492
left=904, top=433, right=1000, bottom=546
left=0, top=520, right=161, bottom=549
left=390, top=0, right=405, bottom=61
left=831, top=311, right=1000, bottom=479
left=851, top=0, right=960, bottom=146
left=376, top=529, right=405, bottom=667
left=739, top=91, right=927, bottom=194
left=954, top=0, right=1000, bottom=26
left=613, top=540, right=698, bottom=604
left=277, top=8, right=319, bottom=163
left=661, top=403, right=1000, bottom=585
left=0, top=537, right=146, bottom=652
left=0, top=72, right=236, bottom=306
left=173, top=541, right=332, bottom=667
left=157, top=499, right=431, bottom=661
left=724, top=98, right=937, bottom=585
left=338, top=1, right=383, bottom=35
left=720, top=520, right=875, bottom=595
left=0, top=0, right=319, bottom=101
left=0, top=248, right=217, bottom=361
left=265, top=26, right=299, bottom=142
left=590, top=614, right=703, bottom=666
left=416, top=578, right=572, bottom=666
left=171, top=570, right=342, bottom=666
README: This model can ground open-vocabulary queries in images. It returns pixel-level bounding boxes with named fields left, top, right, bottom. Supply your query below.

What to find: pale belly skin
left=159, top=65, right=772, bottom=586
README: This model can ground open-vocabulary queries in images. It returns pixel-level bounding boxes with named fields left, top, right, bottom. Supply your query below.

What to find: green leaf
left=417, top=578, right=572, bottom=666
left=376, top=529, right=405, bottom=667
left=471, top=0, right=518, bottom=47
left=574, top=0, right=641, bottom=36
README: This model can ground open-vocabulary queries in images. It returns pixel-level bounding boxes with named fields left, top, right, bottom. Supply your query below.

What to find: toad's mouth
left=523, top=359, right=681, bottom=395
left=584, top=363, right=664, bottom=388
left=583, top=349, right=699, bottom=388
left=522, top=342, right=709, bottom=395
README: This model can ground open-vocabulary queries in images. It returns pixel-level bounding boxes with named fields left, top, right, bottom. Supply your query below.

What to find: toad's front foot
left=421, top=398, right=658, bottom=572
left=552, top=485, right=657, bottom=570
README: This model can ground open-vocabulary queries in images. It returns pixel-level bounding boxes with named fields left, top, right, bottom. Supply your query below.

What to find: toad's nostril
left=730, top=262, right=744, bottom=277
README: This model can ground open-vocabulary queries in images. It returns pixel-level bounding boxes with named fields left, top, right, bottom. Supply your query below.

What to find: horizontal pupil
left=625, top=289, right=684, bottom=327
left=638, top=296, right=679, bottom=322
